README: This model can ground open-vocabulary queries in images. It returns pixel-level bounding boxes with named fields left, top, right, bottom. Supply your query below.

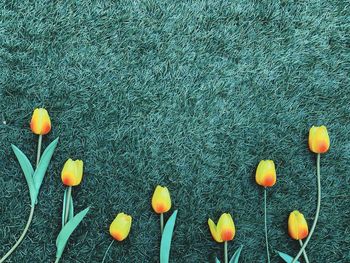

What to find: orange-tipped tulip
left=109, top=213, right=132, bottom=241
left=152, top=185, right=171, bottom=214
left=208, top=213, right=236, bottom=243
left=309, top=126, right=330, bottom=154
left=30, top=108, right=51, bottom=135
left=255, top=160, right=276, bottom=187
left=288, top=210, right=309, bottom=240
left=61, top=159, right=84, bottom=186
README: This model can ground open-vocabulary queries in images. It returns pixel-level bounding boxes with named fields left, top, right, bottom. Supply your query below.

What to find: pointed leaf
left=277, top=251, right=300, bottom=263
left=62, top=188, right=74, bottom=228
left=160, top=210, right=178, bottom=263
left=56, top=207, right=89, bottom=260
left=11, top=144, right=36, bottom=205
left=33, top=137, right=59, bottom=201
left=215, top=257, right=221, bottom=263
left=229, top=245, right=243, bottom=263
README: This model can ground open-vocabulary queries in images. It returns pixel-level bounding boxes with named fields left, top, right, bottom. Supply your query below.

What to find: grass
left=0, top=0, right=349, bottom=262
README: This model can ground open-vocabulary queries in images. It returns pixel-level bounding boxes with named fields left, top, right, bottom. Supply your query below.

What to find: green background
left=0, top=1, right=349, bottom=262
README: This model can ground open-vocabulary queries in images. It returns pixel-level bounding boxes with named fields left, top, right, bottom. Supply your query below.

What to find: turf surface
left=0, top=0, right=349, bottom=262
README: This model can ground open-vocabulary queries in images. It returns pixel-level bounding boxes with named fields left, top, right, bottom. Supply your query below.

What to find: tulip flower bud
left=309, top=125, right=330, bottom=154
left=288, top=210, right=309, bottom=240
left=109, top=213, right=132, bottom=241
left=255, top=160, right=276, bottom=187
left=208, top=213, right=236, bottom=243
left=152, top=185, right=171, bottom=214
left=61, top=159, right=84, bottom=186
left=30, top=108, right=51, bottom=135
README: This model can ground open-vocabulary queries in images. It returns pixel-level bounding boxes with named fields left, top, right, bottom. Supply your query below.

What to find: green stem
left=0, top=205, right=35, bottom=263
left=34, top=135, right=42, bottom=205
left=264, top=187, right=270, bottom=263
left=54, top=258, right=60, bottom=263
left=292, top=153, right=321, bottom=263
left=64, top=186, right=72, bottom=225
left=224, top=241, right=228, bottom=263
left=160, top=213, right=164, bottom=234
left=101, top=240, right=114, bottom=263
left=36, top=134, right=43, bottom=167
left=299, top=240, right=310, bottom=263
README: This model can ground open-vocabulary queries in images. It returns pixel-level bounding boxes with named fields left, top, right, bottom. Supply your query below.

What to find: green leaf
left=160, top=210, right=178, bottom=263
left=11, top=144, right=36, bottom=205
left=56, top=207, right=89, bottom=260
left=277, top=251, right=300, bottom=263
left=33, top=137, right=59, bottom=201
left=215, top=257, right=221, bottom=263
left=229, top=245, right=243, bottom=263
left=62, top=188, right=74, bottom=228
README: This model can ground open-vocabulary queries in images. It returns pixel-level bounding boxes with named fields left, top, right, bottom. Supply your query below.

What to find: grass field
left=0, top=1, right=349, bottom=262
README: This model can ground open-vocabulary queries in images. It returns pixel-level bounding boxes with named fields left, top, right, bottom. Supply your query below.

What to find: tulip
left=61, top=159, right=83, bottom=225
left=309, top=126, right=330, bottom=154
left=256, top=160, right=276, bottom=263
left=61, top=159, right=84, bottom=187
left=208, top=213, right=235, bottom=263
left=152, top=185, right=171, bottom=214
left=255, top=160, right=276, bottom=187
left=208, top=213, right=236, bottom=243
left=152, top=185, right=171, bottom=234
left=109, top=213, right=132, bottom=241
left=288, top=210, right=309, bottom=240
left=292, top=126, right=330, bottom=263
left=30, top=108, right=51, bottom=135
left=289, top=211, right=310, bottom=263
left=101, top=213, right=133, bottom=263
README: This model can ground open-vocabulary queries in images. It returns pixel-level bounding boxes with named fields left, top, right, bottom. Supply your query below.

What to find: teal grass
left=0, top=0, right=349, bottom=262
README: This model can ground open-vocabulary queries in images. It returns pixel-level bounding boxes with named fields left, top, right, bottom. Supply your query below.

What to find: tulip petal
left=309, top=126, right=330, bottom=153
left=256, top=160, right=276, bottom=187
left=110, top=213, right=132, bottom=241
left=208, top=218, right=223, bottom=243
left=30, top=108, right=51, bottom=135
left=288, top=211, right=309, bottom=240
left=61, top=158, right=84, bottom=186
left=152, top=185, right=171, bottom=214
left=217, top=213, right=235, bottom=241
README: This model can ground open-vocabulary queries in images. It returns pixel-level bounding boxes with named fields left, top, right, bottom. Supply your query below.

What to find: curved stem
left=102, top=240, right=114, bottom=263
left=264, top=187, right=271, bottom=263
left=299, top=240, right=310, bottom=263
left=224, top=241, right=228, bottom=263
left=160, top=213, right=164, bottom=234
left=0, top=205, right=35, bottom=263
left=292, top=153, right=321, bottom=263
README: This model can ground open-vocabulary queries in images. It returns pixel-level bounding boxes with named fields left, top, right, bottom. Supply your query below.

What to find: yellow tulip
left=30, top=108, right=51, bottom=135
left=109, top=213, right=132, bottom=241
left=288, top=210, right=309, bottom=240
left=208, top=213, right=236, bottom=243
left=152, top=185, right=171, bottom=214
left=309, top=126, right=330, bottom=154
left=255, top=160, right=276, bottom=187
left=61, top=159, right=84, bottom=186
